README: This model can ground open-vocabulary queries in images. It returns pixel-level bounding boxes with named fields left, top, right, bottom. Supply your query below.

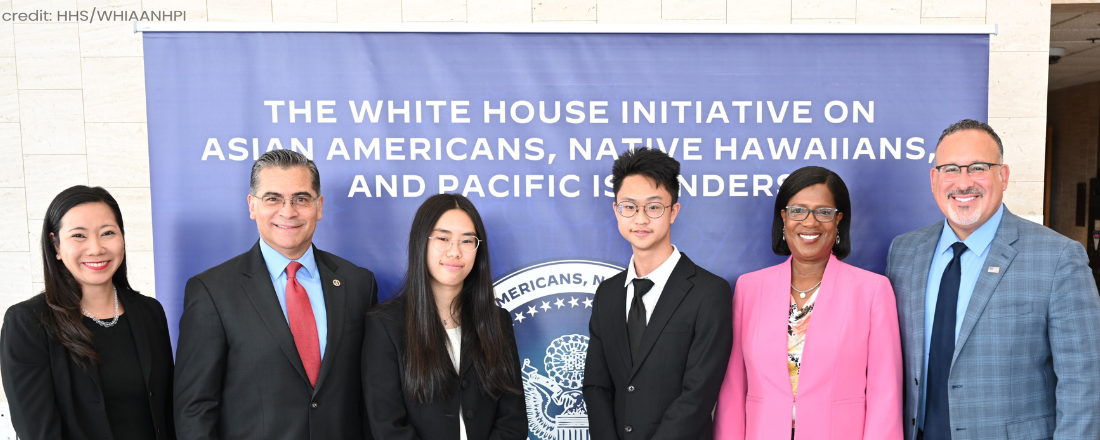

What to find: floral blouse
left=788, top=288, right=819, bottom=421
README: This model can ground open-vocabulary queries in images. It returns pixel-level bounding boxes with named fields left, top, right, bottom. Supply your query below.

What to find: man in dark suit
left=583, top=147, right=733, bottom=440
left=174, top=149, right=378, bottom=440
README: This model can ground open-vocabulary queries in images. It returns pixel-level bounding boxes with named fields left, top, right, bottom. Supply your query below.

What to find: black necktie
left=925, top=242, right=968, bottom=440
left=627, top=278, right=655, bottom=364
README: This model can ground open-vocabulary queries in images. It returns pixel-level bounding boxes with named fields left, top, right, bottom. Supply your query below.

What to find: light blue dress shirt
left=259, top=239, right=328, bottom=358
left=917, top=204, right=1005, bottom=429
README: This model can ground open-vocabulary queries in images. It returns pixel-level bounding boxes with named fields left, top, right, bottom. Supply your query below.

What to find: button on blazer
left=583, top=253, right=733, bottom=440
left=1, top=290, right=176, bottom=440
left=362, top=296, right=528, bottom=440
left=174, top=241, right=378, bottom=440
left=714, top=255, right=903, bottom=440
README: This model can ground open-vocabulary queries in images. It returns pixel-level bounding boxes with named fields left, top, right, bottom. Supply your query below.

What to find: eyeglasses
left=428, top=235, right=481, bottom=253
left=616, top=202, right=672, bottom=219
left=785, top=206, right=840, bottom=223
left=253, top=194, right=318, bottom=209
left=934, top=162, right=1001, bottom=180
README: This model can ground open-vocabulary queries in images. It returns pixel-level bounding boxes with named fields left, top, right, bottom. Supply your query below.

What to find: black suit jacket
left=174, top=242, right=378, bottom=440
left=583, top=253, right=733, bottom=440
left=1, top=290, right=176, bottom=440
left=362, top=296, right=528, bottom=440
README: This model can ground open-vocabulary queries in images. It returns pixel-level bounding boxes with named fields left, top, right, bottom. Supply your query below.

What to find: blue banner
left=144, top=31, right=987, bottom=440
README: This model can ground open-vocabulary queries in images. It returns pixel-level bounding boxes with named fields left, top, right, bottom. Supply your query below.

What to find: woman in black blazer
left=1, top=185, right=175, bottom=440
left=363, top=193, right=528, bottom=440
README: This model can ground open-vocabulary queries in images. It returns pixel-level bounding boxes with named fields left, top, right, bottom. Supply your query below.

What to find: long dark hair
left=771, top=166, right=852, bottom=259
left=400, top=194, right=521, bottom=404
left=41, top=185, right=135, bottom=369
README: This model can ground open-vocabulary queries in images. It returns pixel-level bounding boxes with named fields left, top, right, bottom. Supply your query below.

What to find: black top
left=84, top=314, right=156, bottom=440
left=1, top=291, right=175, bottom=440
left=363, top=296, right=529, bottom=440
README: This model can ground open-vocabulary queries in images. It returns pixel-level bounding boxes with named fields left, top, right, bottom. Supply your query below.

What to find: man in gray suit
left=886, top=119, right=1100, bottom=440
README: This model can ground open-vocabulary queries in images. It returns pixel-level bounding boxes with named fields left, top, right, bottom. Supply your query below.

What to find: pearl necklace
left=82, top=287, right=119, bottom=328
left=790, top=280, right=821, bottom=299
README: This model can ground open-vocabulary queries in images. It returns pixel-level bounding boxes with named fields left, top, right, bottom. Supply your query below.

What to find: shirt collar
left=624, top=245, right=681, bottom=287
left=258, top=238, right=319, bottom=280
left=935, top=203, right=1005, bottom=258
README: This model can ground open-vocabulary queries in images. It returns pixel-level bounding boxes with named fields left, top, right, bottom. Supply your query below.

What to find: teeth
left=84, top=262, right=107, bottom=268
left=799, top=234, right=820, bottom=240
left=956, top=196, right=976, bottom=202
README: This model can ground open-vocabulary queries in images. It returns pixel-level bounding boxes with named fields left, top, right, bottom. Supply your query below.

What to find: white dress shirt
left=445, top=326, right=467, bottom=440
left=624, top=245, right=681, bottom=323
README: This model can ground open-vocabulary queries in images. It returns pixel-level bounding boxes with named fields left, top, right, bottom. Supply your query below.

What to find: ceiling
left=1051, top=10, right=1100, bottom=90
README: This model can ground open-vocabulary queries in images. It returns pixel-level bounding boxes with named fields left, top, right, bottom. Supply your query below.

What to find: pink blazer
left=714, top=255, right=902, bottom=440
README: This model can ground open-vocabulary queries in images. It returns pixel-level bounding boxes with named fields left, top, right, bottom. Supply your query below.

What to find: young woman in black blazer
left=363, top=193, right=528, bottom=440
left=1, top=185, right=175, bottom=440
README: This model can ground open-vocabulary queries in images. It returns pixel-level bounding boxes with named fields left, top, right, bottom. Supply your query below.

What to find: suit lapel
left=796, top=255, right=844, bottom=398
left=952, top=213, right=1018, bottom=366
left=606, top=279, right=633, bottom=375
left=768, top=259, right=795, bottom=400
left=239, top=242, right=311, bottom=385
left=630, top=255, right=694, bottom=379
left=459, top=338, right=473, bottom=378
left=312, top=249, right=345, bottom=394
left=119, top=292, right=153, bottom=388
left=907, top=224, right=941, bottom=380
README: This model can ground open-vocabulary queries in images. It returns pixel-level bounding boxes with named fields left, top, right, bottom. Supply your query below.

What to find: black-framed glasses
left=428, top=235, right=481, bottom=253
left=616, top=201, right=672, bottom=219
left=252, top=194, right=318, bottom=209
left=934, top=162, right=1001, bottom=180
left=785, top=206, right=840, bottom=222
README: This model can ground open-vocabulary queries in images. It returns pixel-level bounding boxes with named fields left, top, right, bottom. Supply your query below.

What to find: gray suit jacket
left=886, top=209, right=1100, bottom=440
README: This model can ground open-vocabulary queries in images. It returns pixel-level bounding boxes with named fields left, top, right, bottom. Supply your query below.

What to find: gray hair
left=935, top=119, right=1004, bottom=162
left=249, top=149, right=321, bottom=195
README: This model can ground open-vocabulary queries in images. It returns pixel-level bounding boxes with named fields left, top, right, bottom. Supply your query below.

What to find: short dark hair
left=611, top=148, right=681, bottom=204
left=935, top=119, right=1004, bottom=163
left=250, top=149, right=321, bottom=195
left=771, top=166, right=852, bottom=259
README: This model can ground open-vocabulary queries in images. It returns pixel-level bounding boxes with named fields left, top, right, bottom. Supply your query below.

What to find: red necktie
left=285, top=261, right=321, bottom=387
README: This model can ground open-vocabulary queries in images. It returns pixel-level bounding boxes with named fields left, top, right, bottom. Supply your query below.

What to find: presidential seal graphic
left=495, top=260, right=622, bottom=440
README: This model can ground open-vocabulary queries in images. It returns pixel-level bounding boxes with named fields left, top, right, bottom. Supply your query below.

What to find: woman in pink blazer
left=714, top=166, right=902, bottom=440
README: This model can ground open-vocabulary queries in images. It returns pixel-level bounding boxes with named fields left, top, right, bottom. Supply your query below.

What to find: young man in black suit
left=583, top=147, right=733, bottom=440
left=174, top=149, right=378, bottom=440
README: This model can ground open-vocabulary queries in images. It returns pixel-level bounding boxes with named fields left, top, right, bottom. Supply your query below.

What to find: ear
left=49, top=232, right=60, bottom=256
left=315, top=195, right=324, bottom=221
left=999, top=164, right=1010, bottom=191
left=929, top=166, right=937, bottom=195
left=668, top=202, right=681, bottom=225
left=248, top=194, right=257, bottom=220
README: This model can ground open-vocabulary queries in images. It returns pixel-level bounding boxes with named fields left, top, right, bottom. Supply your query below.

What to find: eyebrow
left=260, top=191, right=314, bottom=197
left=66, top=224, right=118, bottom=233
left=619, top=196, right=665, bottom=202
left=432, top=228, right=477, bottom=236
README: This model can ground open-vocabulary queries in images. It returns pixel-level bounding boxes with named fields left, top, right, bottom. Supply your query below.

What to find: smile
left=798, top=234, right=820, bottom=240
left=274, top=224, right=301, bottom=230
left=83, top=261, right=110, bottom=271
left=953, top=196, right=977, bottom=202
left=441, top=262, right=464, bottom=271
